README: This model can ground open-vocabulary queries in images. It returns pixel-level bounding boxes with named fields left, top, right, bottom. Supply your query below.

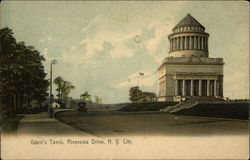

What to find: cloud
left=42, top=48, right=50, bottom=61
left=42, top=47, right=62, bottom=63
left=39, top=39, right=45, bottom=43
left=50, top=5, right=187, bottom=102
left=81, top=16, right=101, bottom=33
left=65, top=31, right=137, bottom=64
left=61, top=14, right=176, bottom=66
left=154, top=54, right=166, bottom=64
left=114, top=70, right=157, bottom=89
left=145, top=19, right=174, bottom=53
left=39, top=36, right=53, bottom=43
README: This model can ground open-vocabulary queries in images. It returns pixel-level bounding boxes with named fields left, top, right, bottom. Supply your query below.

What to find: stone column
left=172, top=38, right=175, bottom=50
left=178, top=37, right=180, bottom=50
left=197, top=36, right=199, bottom=49
left=196, top=36, right=199, bottom=49
left=214, top=80, right=217, bottom=96
left=179, top=37, right=181, bottom=50
left=182, top=79, right=186, bottom=96
left=190, top=79, right=194, bottom=96
left=198, top=37, right=200, bottom=50
left=194, top=36, right=196, bottom=49
left=173, top=38, right=175, bottom=51
left=175, top=79, right=178, bottom=96
left=183, top=36, right=187, bottom=49
left=206, top=37, right=208, bottom=51
left=204, top=37, right=207, bottom=51
left=180, top=37, right=183, bottom=50
left=174, top=38, right=177, bottom=50
left=204, top=37, right=206, bottom=51
left=192, top=36, right=195, bottom=49
left=207, top=80, right=210, bottom=96
left=201, top=37, right=204, bottom=50
left=174, top=38, right=175, bottom=50
left=199, top=80, right=202, bottom=96
left=176, top=37, right=180, bottom=50
left=189, top=36, right=193, bottom=49
left=184, top=36, right=187, bottom=49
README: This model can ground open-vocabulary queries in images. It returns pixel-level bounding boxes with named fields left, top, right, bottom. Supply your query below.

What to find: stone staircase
left=160, top=97, right=224, bottom=113
left=160, top=100, right=198, bottom=113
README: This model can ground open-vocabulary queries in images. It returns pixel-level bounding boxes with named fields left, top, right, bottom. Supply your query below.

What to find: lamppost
left=48, top=59, right=57, bottom=118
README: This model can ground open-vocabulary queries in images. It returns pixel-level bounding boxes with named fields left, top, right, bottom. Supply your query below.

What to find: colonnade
left=174, top=79, right=219, bottom=97
left=170, top=36, right=208, bottom=52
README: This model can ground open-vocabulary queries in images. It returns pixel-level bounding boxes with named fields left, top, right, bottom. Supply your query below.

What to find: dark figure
left=77, top=102, right=87, bottom=113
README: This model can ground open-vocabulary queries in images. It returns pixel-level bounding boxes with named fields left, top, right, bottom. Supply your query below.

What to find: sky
left=1, top=1, right=249, bottom=103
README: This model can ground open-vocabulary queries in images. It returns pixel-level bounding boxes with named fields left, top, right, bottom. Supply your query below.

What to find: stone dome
left=172, top=13, right=205, bottom=32
left=168, top=14, right=209, bottom=58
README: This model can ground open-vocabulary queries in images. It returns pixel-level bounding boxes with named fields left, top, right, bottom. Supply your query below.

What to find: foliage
left=140, top=92, right=157, bottom=102
left=80, top=91, right=91, bottom=102
left=95, top=95, right=102, bottom=104
left=0, top=27, right=49, bottom=113
left=69, top=98, right=77, bottom=108
left=53, top=76, right=75, bottom=103
left=129, top=86, right=156, bottom=102
left=129, top=86, right=142, bottom=102
left=54, top=76, right=64, bottom=100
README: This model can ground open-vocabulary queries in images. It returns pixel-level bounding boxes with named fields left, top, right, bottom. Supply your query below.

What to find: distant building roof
left=173, top=13, right=205, bottom=30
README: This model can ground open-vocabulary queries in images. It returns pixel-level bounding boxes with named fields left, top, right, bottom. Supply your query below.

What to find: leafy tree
left=129, top=86, right=156, bottom=102
left=53, top=76, right=75, bottom=103
left=140, top=92, right=157, bottom=102
left=0, top=27, right=49, bottom=114
left=129, top=86, right=142, bottom=102
left=69, top=97, right=77, bottom=108
left=95, top=95, right=102, bottom=104
left=80, top=92, right=91, bottom=101
left=61, top=81, right=75, bottom=103
left=53, top=76, right=64, bottom=101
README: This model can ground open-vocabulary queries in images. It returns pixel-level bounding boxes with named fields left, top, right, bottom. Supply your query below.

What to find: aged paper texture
left=0, top=1, right=249, bottom=159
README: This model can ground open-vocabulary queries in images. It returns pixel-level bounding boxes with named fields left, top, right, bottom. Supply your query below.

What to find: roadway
left=55, top=110, right=249, bottom=137
left=2, top=110, right=248, bottom=160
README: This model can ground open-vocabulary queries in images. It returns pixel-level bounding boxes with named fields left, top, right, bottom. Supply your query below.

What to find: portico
left=174, top=78, right=219, bottom=97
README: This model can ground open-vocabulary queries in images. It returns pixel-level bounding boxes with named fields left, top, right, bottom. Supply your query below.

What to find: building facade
left=158, top=14, right=224, bottom=102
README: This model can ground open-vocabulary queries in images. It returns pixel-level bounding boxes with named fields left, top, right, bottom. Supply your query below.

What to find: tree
left=95, top=95, right=102, bottom=104
left=80, top=92, right=91, bottom=101
left=0, top=27, right=49, bottom=114
left=129, top=86, right=142, bottom=102
left=129, top=86, right=156, bottom=102
left=140, top=92, right=157, bottom=102
left=53, top=76, right=64, bottom=102
left=53, top=77, right=75, bottom=103
left=61, top=81, right=75, bottom=103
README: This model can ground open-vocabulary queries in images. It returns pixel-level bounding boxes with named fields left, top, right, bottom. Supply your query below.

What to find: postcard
left=0, top=1, right=249, bottom=159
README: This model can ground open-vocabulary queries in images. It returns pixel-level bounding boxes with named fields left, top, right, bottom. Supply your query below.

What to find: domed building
left=158, top=14, right=224, bottom=102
